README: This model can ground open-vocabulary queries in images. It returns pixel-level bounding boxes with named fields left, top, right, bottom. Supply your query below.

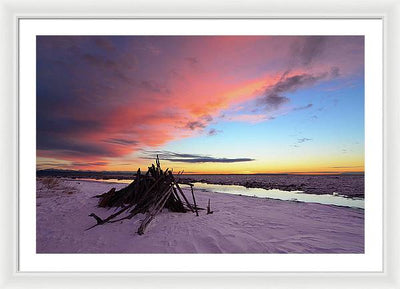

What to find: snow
left=36, top=178, right=364, bottom=253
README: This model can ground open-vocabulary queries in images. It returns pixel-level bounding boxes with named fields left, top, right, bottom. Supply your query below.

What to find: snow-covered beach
left=36, top=178, right=364, bottom=253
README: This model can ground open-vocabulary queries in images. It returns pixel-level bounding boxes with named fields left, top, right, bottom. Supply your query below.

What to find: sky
left=36, top=36, right=364, bottom=174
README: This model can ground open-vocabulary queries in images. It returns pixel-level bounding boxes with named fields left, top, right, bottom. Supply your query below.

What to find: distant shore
left=37, top=169, right=364, bottom=198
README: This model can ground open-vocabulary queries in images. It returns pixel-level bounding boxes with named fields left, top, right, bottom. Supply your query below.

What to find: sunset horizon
left=37, top=35, right=364, bottom=175
left=37, top=165, right=365, bottom=175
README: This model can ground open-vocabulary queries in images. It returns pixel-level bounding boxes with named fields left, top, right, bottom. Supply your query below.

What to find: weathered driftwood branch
left=170, top=172, right=194, bottom=213
left=137, top=187, right=173, bottom=235
left=207, top=198, right=213, bottom=215
left=189, top=184, right=199, bottom=216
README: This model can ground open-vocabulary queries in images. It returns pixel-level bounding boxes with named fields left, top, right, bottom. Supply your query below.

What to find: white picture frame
left=1, top=0, right=399, bottom=288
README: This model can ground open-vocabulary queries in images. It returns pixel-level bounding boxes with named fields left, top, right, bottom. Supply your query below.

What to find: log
left=189, top=184, right=199, bottom=216
left=85, top=203, right=134, bottom=230
left=98, top=188, right=116, bottom=207
left=207, top=198, right=213, bottom=215
left=137, top=187, right=173, bottom=235
left=89, top=213, right=104, bottom=225
left=174, top=182, right=195, bottom=213
left=149, top=184, right=173, bottom=212
left=169, top=172, right=194, bottom=212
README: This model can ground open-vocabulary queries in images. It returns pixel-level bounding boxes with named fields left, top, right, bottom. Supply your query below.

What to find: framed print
left=1, top=0, right=399, bottom=288
left=20, top=17, right=382, bottom=270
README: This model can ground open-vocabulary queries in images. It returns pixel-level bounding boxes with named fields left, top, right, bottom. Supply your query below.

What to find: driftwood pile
left=87, top=156, right=208, bottom=235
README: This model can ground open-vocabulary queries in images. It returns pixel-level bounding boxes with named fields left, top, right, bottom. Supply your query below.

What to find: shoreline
left=178, top=175, right=364, bottom=198
left=57, top=177, right=364, bottom=209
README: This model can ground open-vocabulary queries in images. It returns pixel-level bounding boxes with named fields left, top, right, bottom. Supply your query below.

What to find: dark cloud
left=293, top=103, right=313, bottom=111
left=37, top=120, right=135, bottom=160
left=201, top=114, right=213, bottom=122
left=259, top=73, right=326, bottom=110
left=293, top=36, right=327, bottom=66
left=82, top=53, right=137, bottom=86
left=185, top=57, right=198, bottom=65
left=141, top=150, right=255, bottom=163
left=140, top=150, right=199, bottom=160
left=330, top=66, right=340, bottom=78
left=37, top=160, right=110, bottom=170
left=71, top=161, right=109, bottom=167
left=186, top=121, right=207, bottom=130
left=185, top=115, right=213, bottom=130
left=167, top=157, right=254, bottom=163
left=273, top=74, right=324, bottom=93
left=208, top=128, right=222, bottom=136
left=37, top=117, right=101, bottom=135
left=37, top=137, right=115, bottom=157
left=36, top=36, right=156, bottom=163
left=113, top=71, right=136, bottom=86
left=83, top=53, right=113, bottom=68
left=103, top=138, right=138, bottom=146
left=261, top=93, right=290, bottom=109
left=255, top=37, right=334, bottom=112
left=140, top=80, right=170, bottom=94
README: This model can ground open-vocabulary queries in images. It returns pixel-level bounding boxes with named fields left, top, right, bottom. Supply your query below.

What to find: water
left=75, top=178, right=364, bottom=209
left=180, top=174, right=364, bottom=198
left=182, top=182, right=364, bottom=209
